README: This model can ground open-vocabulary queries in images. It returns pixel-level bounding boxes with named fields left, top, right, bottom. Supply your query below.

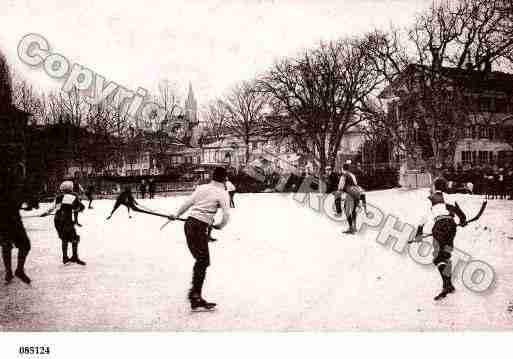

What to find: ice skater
left=225, top=177, right=236, bottom=208
left=139, top=180, right=147, bottom=199
left=72, top=179, right=84, bottom=226
left=338, top=163, right=366, bottom=234
left=325, top=166, right=342, bottom=217
left=148, top=178, right=156, bottom=199
left=0, top=54, right=32, bottom=284
left=168, top=166, right=230, bottom=311
left=414, top=178, right=467, bottom=301
left=85, top=184, right=94, bottom=209
left=53, top=180, right=86, bottom=265
left=106, top=186, right=137, bottom=220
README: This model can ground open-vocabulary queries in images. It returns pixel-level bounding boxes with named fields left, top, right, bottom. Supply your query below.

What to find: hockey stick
left=130, top=205, right=183, bottom=220
left=408, top=201, right=487, bottom=243
left=129, top=204, right=187, bottom=230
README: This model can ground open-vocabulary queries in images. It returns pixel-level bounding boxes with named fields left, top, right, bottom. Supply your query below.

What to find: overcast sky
left=1, top=0, right=430, bottom=109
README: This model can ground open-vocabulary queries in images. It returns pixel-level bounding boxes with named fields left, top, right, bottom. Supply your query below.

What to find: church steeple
left=184, top=82, right=198, bottom=124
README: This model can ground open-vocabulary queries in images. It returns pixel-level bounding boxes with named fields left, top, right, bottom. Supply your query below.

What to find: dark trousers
left=228, top=191, right=235, bottom=208
left=1, top=209, right=31, bottom=274
left=86, top=194, right=93, bottom=208
left=344, top=195, right=359, bottom=230
left=184, top=217, right=211, bottom=298
left=334, top=195, right=342, bottom=215
left=432, top=217, right=457, bottom=289
left=109, top=200, right=131, bottom=217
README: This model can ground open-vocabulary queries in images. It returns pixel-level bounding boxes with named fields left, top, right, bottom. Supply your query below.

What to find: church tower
left=184, top=82, right=198, bottom=124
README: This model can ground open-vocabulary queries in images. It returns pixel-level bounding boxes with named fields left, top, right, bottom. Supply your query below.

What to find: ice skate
left=71, top=257, right=86, bottom=265
left=71, top=242, right=86, bottom=265
left=14, top=269, right=31, bottom=284
left=4, top=270, right=13, bottom=284
left=434, top=284, right=455, bottom=301
left=190, top=297, right=217, bottom=312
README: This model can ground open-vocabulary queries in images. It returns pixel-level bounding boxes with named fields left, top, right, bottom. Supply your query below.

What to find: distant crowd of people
left=442, top=165, right=513, bottom=199
left=138, top=178, right=157, bottom=199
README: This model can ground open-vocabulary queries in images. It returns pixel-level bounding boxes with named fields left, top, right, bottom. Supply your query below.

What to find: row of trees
left=202, top=0, right=513, bottom=173
left=10, top=75, right=196, bottom=178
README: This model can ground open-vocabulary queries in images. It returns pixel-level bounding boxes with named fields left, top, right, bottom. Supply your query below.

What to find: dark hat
left=212, top=166, right=227, bottom=182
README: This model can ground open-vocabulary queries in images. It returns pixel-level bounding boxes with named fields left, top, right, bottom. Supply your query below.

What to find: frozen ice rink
left=1, top=189, right=513, bottom=331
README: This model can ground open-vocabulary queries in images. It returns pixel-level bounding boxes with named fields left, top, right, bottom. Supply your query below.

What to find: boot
left=74, top=212, right=82, bottom=227
left=70, top=242, right=86, bottom=265
left=62, top=242, right=70, bottom=264
left=2, top=247, right=13, bottom=284
left=14, top=268, right=31, bottom=284
left=5, top=270, right=13, bottom=284
left=434, top=264, right=454, bottom=301
left=343, top=217, right=356, bottom=234
left=189, top=290, right=216, bottom=311
left=15, top=248, right=31, bottom=284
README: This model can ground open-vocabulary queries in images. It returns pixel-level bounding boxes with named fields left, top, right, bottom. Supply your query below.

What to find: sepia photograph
left=0, top=0, right=513, bottom=357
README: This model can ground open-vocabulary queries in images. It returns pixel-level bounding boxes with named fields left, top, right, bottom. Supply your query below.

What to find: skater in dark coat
left=139, top=180, right=147, bottom=199
left=0, top=57, right=33, bottom=284
left=325, top=166, right=342, bottom=217
left=106, top=187, right=138, bottom=220
left=168, top=167, right=230, bottom=311
left=85, top=185, right=94, bottom=209
left=415, top=178, right=466, bottom=301
left=148, top=178, right=156, bottom=199
left=72, top=179, right=84, bottom=226
left=53, top=180, right=86, bottom=265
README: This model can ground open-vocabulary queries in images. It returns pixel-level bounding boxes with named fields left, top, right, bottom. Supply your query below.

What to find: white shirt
left=188, top=182, right=230, bottom=225
left=338, top=171, right=357, bottom=191
left=225, top=180, right=236, bottom=192
left=419, top=191, right=455, bottom=226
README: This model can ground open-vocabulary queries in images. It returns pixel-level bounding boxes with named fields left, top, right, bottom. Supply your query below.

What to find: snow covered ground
left=1, top=188, right=513, bottom=331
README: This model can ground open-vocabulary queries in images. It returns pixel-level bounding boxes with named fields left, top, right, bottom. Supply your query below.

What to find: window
left=461, top=151, right=471, bottom=163
left=478, top=151, right=488, bottom=163
left=495, top=98, right=507, bottom=113
left=479, top=98, right=491, bottom=112
left=480, top=126, right=490, bottom=139
left=464, top=126, right=472, bottom=138
left=472, top=125, right=479, bottom=139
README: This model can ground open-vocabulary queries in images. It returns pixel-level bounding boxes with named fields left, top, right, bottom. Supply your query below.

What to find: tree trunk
left=245, top=138, right=250, bottom=165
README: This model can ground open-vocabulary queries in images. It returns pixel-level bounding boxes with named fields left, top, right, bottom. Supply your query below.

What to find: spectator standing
left=139, top=179, right=147, bottom=199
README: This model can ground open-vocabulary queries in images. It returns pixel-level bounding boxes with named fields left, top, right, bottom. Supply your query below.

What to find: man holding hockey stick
left=167, top=167, right=230, bottom=311
left=411, top=178, right=473, bottom=301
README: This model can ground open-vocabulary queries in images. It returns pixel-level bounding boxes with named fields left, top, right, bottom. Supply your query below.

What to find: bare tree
left=221, top=80, right=269, bottom=164
left=258, top=38, right=382, bottom=172
left=200, top=100, right=230, bottom=145
left=0, top=50, right=12, bottom=112
left=364, top=0, right=513, bottom=169
left=156, top=79, right=182, bottom=118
